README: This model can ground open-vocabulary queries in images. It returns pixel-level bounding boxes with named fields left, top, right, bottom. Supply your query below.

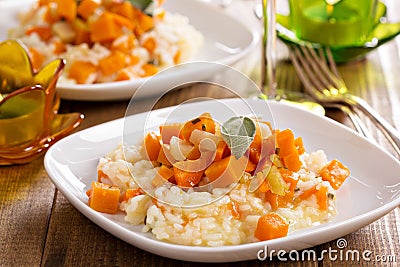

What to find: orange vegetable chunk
left=282, top=150, right=302, bottom=172
left=228, top=200, right=241, bottom=219
left=254, top=213, right=289, bottom=241
left=264, top=191, right=290, bottom=210
left=179, top=113, right=216, bottom=141
left=68, top=60, right=97, bottom=84
left=89, top=12, right=123, bottom=43
left=54, top=0, right=77, bottom=21
left=157, top=165, right=175, bottom=180
left=77, top=0, right=100, bottom=20
left=173, top=167, right=203, bottom=187
left=316, top=185, right=328, bottom=211
left=25, top=26, right=53, bottom=41
left=141, top=64, right=158, bottom=77
left=276, top=129, right=296, bottom=156
left=88, top=181, right=120, bottom=214
left=159, top=123, right=182, bottom=144
left=294, top=137, right=305, bottom=155
left=205, top=155, right=247, bottom=188
left=110, top=1, right=135, bottom=20
left=319, top=159, right=350, bottom=190
left=28, top=47, right=44, bottom=72
left=120, top=188, right=143, bottom=203
left=143, top=132, right=161, bottom=161
left=277, top=129, right=302, bottom=172
left=98, top=51, right=126, bottom=76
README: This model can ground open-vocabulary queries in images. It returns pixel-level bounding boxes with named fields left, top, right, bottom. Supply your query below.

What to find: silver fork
left=289, top=44, right=400, bottom=156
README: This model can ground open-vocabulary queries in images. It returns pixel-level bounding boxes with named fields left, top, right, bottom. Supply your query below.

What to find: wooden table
left=1, top=1, right=399, bottom=266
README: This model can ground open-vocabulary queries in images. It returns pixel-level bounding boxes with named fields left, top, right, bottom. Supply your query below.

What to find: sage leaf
left=127, top=0, right=154, bottom=15
left=221, top=116, right=256, bottom=159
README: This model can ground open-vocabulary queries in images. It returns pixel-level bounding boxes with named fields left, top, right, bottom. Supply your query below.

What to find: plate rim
left=0, top=0, right=260, bottom=101
left=44, top=98, right=400, bottom=262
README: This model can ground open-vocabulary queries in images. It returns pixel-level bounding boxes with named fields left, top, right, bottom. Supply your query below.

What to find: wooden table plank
left=0, top=158, right=55, bottom=266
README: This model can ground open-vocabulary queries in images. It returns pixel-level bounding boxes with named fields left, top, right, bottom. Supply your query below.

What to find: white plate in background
left=0, top=0, right=259, bottom=101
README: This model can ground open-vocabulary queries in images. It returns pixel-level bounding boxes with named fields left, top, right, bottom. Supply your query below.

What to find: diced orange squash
left=112, top=34, right=135, bottom=53
left=143, top=132, right=161, bottom=161
left=77, top=0, right=100, bottom=20
left=298, top=185, right=328, bottom=210
left=264, top=190, right=290, bottom=210
left=120, top=188, right=143, bottom=202
left=115, top=69, right=133, bottom=81
left=294, top=137, right=305, bottom=155
left=68, top=60, right=97, bottom=84
left=214, top=141, right=228, bottom=162
left=98, top=51, right=126, bottom=76
left=89, top=12, right=123, bottom=43
left=157, top=144, right=175, bottom=166
left=298, top=185, right=317, bottom=200
left=157, top=165, right=175, bottom=180
left=258, top=179, right=270, bottom=193
left=38, top=0, right=51, bottom=6
left=316, top=185, right=328, bottom=211
left=25, top=26, right=53, bottom=41
left=110, top=1, right=135, bottom=20
left=319, top=159, right=350, bottom=190
left=245, top=160, right=256, bottom=173
left=97, top=169, right=109, bottom=182
left=281, top=150, right=302, bottom=172
left=127, top=54, right=140, bottom=66
left=279, top=168, right=298, bottom=197
left=112, top=13, right=134, bottom=30
left=248, top=124, right=263, bottom=164
left=43, top=8, right=59, bottom=24
left=138, top=12, right=154, bottom=32
left=173, top=50, right=181, bottom=64
left=205, top=155, right=247, bottom=187
left=142, top=37, right=156, bottom=54
left=186, top=145, right=201, bottom=160
left=52, top=40, right=66, bottom=54
left=159, top=123, right=182, bottom=144
left=141, top=64, right=158, bottom=77
left=276, top=129, right=302, bottom=171
left=54, top=0, right=77, bottom=21
left=87, top=181, right=120, bottom=214
left=179, top=113, right=216, bottom=142
left=205, top=156, right=230, bottom=182
left=28, top=47, right=44, bottom=72
left=173, top=167, right=203, bottom=187
left=252, top=136, right=276, bottom=175
left=228, top=200, right=241, bottom=219
left=276, top=129, right=296, bottom=157
left=72, top=18, right=91, bottom=45
left=254, top=213, right=289, bottom=241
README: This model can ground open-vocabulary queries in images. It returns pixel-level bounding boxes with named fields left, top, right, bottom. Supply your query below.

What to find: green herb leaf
left=127, top=0, right=154, bottom=15
left=221, top=116, right=256, bottom=159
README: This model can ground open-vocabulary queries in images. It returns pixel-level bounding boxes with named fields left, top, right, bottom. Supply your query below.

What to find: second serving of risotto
left=86, top=112, right=350, bottom=246
left=9, top=0, right=204, bottom=84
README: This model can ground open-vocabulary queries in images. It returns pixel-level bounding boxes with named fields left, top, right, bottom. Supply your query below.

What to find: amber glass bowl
left=0, top=40, right=83, bottom=165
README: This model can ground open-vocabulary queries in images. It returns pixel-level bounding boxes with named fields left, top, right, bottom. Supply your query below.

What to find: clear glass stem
left=261, top=0, right=278, bottom=99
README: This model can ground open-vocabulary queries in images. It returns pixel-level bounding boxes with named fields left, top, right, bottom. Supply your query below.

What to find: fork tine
left=289, top=45, right=322, bottom=98
left=304, top=46, right=345, bottom=91
left=299, top=45, right=336, bottom=93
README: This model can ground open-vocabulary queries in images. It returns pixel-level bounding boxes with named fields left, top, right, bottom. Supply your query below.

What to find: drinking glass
left=261, top=0, right=278, bottom=100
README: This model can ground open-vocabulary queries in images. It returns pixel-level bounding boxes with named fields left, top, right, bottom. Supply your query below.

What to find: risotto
left=87, top=113, right=350, bottom=246
left=8, top=0, right=204, bottom=84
